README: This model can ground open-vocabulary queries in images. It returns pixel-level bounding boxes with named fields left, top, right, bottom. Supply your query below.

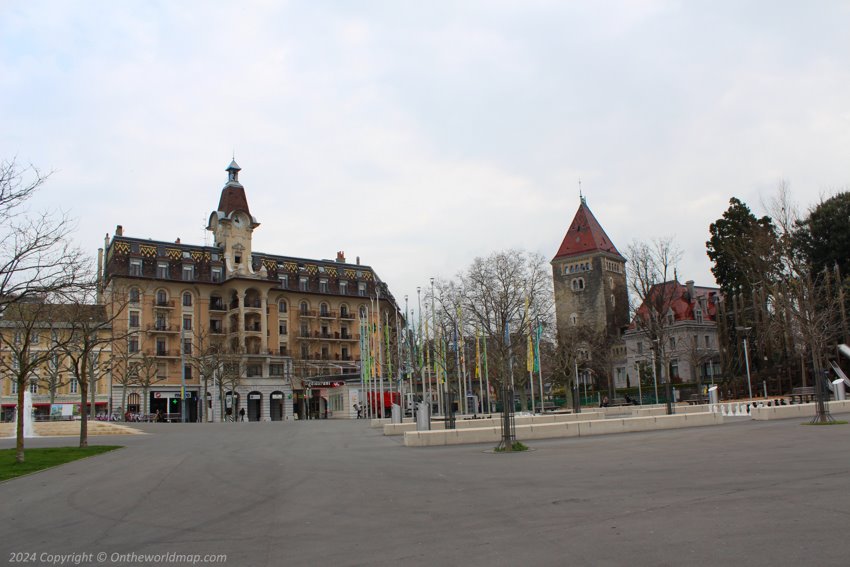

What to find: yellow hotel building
left=101, top=160, right=401, bottom=421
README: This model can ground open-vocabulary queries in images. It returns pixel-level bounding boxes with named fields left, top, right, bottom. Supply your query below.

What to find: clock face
left=233, top=214, right=242, bottom=226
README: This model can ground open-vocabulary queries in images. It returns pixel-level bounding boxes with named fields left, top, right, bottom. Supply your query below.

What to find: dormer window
left=234, top=255, right=242, bottom=264
left=695, top=309, right=703, bottom=324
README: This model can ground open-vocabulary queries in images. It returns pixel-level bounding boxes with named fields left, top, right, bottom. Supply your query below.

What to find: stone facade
left=551, top=198, right=629, bottom=389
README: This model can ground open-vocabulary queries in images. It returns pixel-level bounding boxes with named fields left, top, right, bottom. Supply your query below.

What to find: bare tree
left=454, top=249, right=553, bottom=410
left=58, top=280, right=133, bottom=446
left=218, top=348, right=244, bottom=422
left=766, top=185, right=843, bottom=422
left=625, top=237, right=683, bottom=414
left=109, top=337, right=138, bottom=421
left=41, top=344, right=69, bottom=405
left=0, top=159, right=85, bottom=315
left=134, top=353, right=164, bottom=418
left=549, top=326, right=594, bottom=410
left=187, top=325, right=226, bottom=422
left=0, top=300, right=69, bottom=463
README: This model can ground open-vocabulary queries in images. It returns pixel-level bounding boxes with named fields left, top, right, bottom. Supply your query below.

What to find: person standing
left=239, top=407, right=246, bottom=422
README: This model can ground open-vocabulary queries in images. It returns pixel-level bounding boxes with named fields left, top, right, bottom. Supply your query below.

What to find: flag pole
left=483, top=329, right=491, bottom=414
left=376, top=289, right=384, bottom=419
left=536, top=319, right=544, bottom=412
left=475, top=328, right=482, bottom=416
left=458, top=305, right=467, bottom=415
left=430, top=278, right=440, bottom=415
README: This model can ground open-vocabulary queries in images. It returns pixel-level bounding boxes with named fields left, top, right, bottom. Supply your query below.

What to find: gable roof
left=553, top=200, right=623, bottom=261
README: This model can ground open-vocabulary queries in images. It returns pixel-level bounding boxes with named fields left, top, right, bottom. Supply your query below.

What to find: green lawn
left=0, top=446, right=122, bottom=482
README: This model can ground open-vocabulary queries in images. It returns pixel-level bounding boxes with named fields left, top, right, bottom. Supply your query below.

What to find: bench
left=687, top=394, right=708, bottom=406
left=601, top=398, right=632, bottom=408
left=789, top=387, right=816, bottom=404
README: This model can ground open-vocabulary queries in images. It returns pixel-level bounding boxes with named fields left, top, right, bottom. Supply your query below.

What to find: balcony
left=154, top=299, right=175, bottom=309
left=209, top=324, right=224, bottom=335
left=339, top=311, right=354, bottom=320
left=245, top=322, right=262, bottom=333
left=298, top=310, right=317, bottom=318
left=147, top=324, right=179, bottom=334
left=319, top=310, right=337, bottom=319
left=154, top=349, right=177, bottom=358
left=209, top=300, right=225, bottom=311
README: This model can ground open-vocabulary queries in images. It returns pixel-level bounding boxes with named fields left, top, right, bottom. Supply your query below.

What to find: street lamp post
left=737, top=327, right=754, bottom=404
left=417, top=286, right=424, bottom=402
left=651, top=347, right=659, bottom=404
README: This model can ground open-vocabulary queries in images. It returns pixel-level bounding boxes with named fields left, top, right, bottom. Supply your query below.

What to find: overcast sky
left=3, top=1, right=849, bottom=307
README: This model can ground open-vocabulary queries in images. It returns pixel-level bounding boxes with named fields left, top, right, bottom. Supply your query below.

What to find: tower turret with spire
left=207, top=159, right=261, bottom=277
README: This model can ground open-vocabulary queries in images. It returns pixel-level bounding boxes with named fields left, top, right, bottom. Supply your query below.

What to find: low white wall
left=383, top=412, right=605, bottom=436
left=403, top=412, right=723, bottom=447
left=751, top=400, right=850, bottom=420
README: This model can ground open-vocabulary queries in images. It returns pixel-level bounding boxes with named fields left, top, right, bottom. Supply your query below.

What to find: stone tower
left=552, top=197, right=629, bottom=340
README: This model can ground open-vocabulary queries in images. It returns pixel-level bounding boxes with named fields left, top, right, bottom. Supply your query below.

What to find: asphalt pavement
left=1, top=412, right=848, bottom=567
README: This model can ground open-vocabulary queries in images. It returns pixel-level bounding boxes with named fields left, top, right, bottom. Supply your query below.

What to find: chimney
left=356, top=256, right=360, bottom=266
left=336, top=250, right=346, bottom=263
left=686, top=280, right=695, bottom=300
left=115, top=225, right=123, bottom=236
left=175, top=238, right=181, bottom=244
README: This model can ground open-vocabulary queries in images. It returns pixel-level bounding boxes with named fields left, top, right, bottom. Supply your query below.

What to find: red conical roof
left=553, top=199, right=623, bottom=260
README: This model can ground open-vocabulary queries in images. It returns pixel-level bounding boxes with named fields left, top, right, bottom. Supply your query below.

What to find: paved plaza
left=1, top=413, right=849, bottom=567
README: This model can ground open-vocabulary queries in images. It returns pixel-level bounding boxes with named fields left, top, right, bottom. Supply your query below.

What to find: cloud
left=2, top=0, right=849, bottom=302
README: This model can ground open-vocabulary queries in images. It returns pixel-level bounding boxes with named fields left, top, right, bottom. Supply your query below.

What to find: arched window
left=278, top=300, right=287, bottom=313
left=156, top=290, right=167, bottom=306
left=300, top=301, right=309, bottom=315
left=571, top=278, right=585, bottom=292
left=359, top=305, right=367, bottom=318
left=570, top=313, right=578, bottom=326
left=129, top=287, right=140, bottom=304
left=320, top=303, right=329, bottom=317
left=182, top=292, right=192, bottom=307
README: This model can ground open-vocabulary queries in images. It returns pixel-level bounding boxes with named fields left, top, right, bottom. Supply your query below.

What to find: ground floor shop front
left=1, top=395, right=109, bottom=422
left=290, top=380, right=361, bottom=420
left=111, top=382, right=295, bottom=423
